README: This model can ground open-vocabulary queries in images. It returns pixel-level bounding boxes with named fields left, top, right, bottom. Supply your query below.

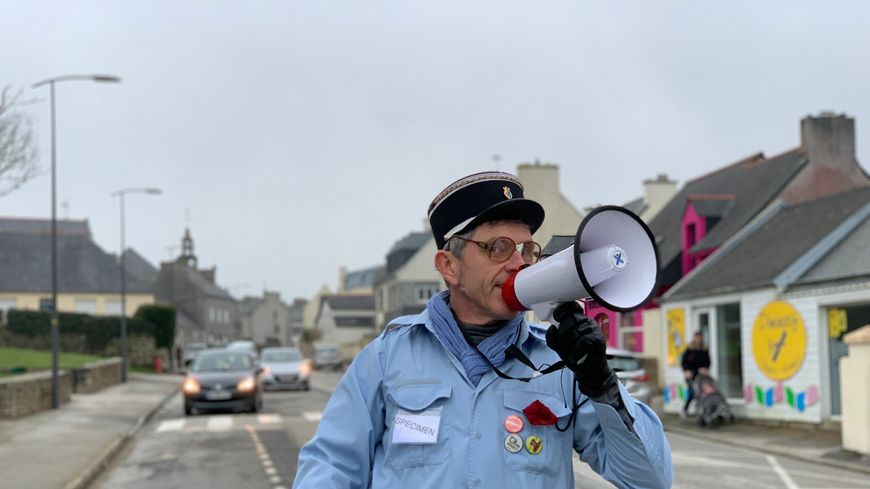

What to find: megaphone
left=502, top=205, right=659, bottom=322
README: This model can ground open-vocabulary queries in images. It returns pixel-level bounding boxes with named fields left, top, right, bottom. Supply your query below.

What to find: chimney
left=642, top=174, right=678, bottom=220
left=338, top=266, right=347, bottom=292
left=801, top=112, right=857, bottom=169
left=200, top=267, right=216, bottom=284
left=517, top=161, right=559, bottom=195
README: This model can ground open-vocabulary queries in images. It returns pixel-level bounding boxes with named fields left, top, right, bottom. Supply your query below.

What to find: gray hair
left=442, top=229, right=475, bottom=259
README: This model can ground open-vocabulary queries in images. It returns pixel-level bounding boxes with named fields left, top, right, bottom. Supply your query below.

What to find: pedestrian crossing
left=154, top=412, right=320, bottom=434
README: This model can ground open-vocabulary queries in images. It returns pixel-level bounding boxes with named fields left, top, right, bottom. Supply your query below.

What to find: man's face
left=450, top=221, right=532, bottom=324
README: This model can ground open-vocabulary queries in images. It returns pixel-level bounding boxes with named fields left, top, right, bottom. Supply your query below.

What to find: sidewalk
left=0, top=372, right=179, bottom=489
left=653, top=398, right=870, bottom=475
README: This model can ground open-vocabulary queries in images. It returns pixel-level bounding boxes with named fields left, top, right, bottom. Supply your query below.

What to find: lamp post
left=32, top=74, right=121, bottom=409
left=111, top=187, right=162, bottom=382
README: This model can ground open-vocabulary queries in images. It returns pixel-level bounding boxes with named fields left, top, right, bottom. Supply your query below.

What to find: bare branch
left=0, top=85, right=41, bottom=197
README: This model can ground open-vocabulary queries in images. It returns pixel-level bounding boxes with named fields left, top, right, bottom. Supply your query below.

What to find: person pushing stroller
left=680, top=332, right=710, bottom=418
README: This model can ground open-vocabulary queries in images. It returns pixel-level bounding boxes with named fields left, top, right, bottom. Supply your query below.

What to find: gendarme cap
left=427, top=171, right=545, bottom=249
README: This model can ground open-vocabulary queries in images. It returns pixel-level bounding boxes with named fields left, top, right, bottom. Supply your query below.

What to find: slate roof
left=388, top=232, right=430, bottom=255
left=0, top=231, right=152, bottom=294
left=122, top=248, right=158, bottom=285
left=541, top=235, right=575, bottom=259
left=344, top=265, right=385, bottom=290
left=688, top=197, right=735, bottom=218
left=0, top=218, right=90, bottom=236
left=666, top=187, right=870, bottom=300
left=321, top=294, right=375, bottom=310
left=791, top=201, right=870, bottom=287
left=622, top=197, right=648, bottom=217
left=648, top=150, right=808, bottom=275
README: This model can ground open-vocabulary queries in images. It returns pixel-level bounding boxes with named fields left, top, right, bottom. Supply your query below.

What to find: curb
left=663, top=423, right=870, bottom=476
left=62, top=387, right=179, bottom=489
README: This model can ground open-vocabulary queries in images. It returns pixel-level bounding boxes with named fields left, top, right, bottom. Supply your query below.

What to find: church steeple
left=178, top=227, right=198, bottom=268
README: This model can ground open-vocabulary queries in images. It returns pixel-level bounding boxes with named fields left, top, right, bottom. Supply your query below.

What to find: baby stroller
left=693, top=373, right=734, bottom=427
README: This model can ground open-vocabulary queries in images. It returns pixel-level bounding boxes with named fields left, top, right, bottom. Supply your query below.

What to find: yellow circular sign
left=752, top=301, right=807, bottom=381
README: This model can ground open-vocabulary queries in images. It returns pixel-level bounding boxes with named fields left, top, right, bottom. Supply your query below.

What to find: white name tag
left=392, top=409, right=441, bottom=444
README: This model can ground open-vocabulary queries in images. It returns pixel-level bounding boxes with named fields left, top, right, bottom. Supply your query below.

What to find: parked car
left=182, top=342, right=209, bottom=368
left=226, top=340, right=259, bottom=359
left=260, top=347, right=312, bottom=391
left=607, top=347, right=652, bottom=404
left=181, top=349, right=264, bottom=415
left=313, top=343, right=343, bottom=371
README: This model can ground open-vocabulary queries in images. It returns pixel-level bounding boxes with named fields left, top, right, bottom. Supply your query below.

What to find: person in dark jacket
left=680, top=332, right=710, bottom=417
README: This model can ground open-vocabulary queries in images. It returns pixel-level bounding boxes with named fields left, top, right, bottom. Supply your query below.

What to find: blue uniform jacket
left=293, top=309, right=674, bottom=489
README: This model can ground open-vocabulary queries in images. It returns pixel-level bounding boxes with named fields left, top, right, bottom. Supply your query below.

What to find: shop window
left=829, top=303, right=870, bottom=416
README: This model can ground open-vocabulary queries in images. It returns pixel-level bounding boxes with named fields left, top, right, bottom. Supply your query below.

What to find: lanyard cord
left=459, top=329, right=586, bottom=432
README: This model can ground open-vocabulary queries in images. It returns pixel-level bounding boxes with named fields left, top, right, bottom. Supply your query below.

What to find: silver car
left=607, top=347, right=652, bottom=404
left=260, top=347, right=311, bottom=391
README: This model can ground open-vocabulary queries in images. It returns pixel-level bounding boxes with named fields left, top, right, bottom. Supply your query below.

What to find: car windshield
left=608, top=355, right=641, bottom=372
left=262, top=350, right=302, bottom=362
left=192, top=352, right=252, bottom=372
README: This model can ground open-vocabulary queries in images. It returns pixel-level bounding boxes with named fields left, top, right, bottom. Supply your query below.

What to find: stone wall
left=72, top=358, right=122, bottom=394
left=0, top=370, right=73, bottom=419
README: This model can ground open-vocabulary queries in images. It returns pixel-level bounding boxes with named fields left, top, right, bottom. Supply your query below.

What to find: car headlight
left=237, top=376, right=256, bottom=393
left=182, top=377, right=201, bottom=394
left=299, top=361, right=312, bottom=377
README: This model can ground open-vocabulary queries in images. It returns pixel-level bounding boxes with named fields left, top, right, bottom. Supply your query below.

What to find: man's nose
left=504, top=246, right=527, bottom=271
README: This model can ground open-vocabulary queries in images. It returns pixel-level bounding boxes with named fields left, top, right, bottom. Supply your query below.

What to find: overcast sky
left=3, top=1, right=869, bottom=302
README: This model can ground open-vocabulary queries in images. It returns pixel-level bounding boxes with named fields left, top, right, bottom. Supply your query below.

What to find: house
left=338, top=264, right=384, bottom=294
left=152, top=228, right=239, bottom=348
left=0, top=217, right=154, bottom=318
left=238, top=291, right=291, bottom=347
left=315, top=294, right=376, bottom=360
left=288, top=297, right=308, bottom=345
left=659, top=187, right=870, bottom=424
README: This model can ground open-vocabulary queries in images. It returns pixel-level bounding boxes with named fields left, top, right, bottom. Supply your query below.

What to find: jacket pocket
left=502, top=389, right=572, bottom=476
left=385, top=381, right=453, bottom=470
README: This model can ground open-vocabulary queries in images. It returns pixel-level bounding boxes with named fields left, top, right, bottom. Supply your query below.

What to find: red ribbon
left=522, top=400, right=558, bottom=426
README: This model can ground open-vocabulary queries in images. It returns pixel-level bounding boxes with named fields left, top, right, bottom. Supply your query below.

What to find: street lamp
left=111, top=187, right=162, bottom=382
left=32, top=74, right=121, bottom=409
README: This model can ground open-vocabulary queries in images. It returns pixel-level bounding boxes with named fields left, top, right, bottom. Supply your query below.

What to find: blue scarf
left=427, top=291, right=523, bottom=387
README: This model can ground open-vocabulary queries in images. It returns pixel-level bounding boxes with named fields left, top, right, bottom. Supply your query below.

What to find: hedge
left=134, top=304, right=176, bottom=350
left=6, top=304, right=175, bottom=352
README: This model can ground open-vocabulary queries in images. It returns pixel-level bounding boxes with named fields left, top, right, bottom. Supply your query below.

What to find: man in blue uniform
left=294, top=171, right=673, bottom=489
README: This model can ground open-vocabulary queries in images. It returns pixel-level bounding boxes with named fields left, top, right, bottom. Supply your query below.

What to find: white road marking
left=207, top=415, right=233, bottom=431
left=270, top=476, right=281, bottom=483
left=258, top=413, right=283, bottom=424
left=766, top=455, right=799, bottom=489
left=302, top=411, right=322, bottom=422
left=155, top=419, right=185, bottom=433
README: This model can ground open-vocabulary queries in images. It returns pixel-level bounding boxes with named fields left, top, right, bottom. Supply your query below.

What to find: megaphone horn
left=502, top=205, right=659, bottom=320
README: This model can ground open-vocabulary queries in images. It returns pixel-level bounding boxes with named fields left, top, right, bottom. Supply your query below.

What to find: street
left=95, top=371, right=870, bottom=489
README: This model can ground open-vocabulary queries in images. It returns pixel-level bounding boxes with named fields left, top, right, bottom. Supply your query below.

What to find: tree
left=0, top=85, right=39, bottom=197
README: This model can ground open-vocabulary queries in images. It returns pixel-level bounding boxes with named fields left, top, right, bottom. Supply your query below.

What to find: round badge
left=504, top=415, right=524, bottom=433
left=525, top=434, right=543, bottom=455
left=504, top=434, right=523, bottom=453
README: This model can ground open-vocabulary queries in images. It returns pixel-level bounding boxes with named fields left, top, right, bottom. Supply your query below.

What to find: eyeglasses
left=448, top=236, right=542, bottom=264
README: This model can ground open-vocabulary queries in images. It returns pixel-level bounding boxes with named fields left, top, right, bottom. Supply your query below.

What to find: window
left=39, top=298, right=54, bottom=312
left=105, top=300, right=122, bottom=315
left=415, top=283, right=440, bottom=303
left=74, top=299, right=97, bottom=314
left=209, top=307, right=216, bottom=323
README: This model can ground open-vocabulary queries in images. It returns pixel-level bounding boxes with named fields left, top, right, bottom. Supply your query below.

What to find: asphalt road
left=95, top=370, right=870, bottom=489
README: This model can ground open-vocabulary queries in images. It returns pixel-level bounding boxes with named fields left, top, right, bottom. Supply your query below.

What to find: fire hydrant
left=153, top=355, right=163, bottom=374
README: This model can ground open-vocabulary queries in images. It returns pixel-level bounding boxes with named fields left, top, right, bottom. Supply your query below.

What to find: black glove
left=545, top=301, right=616, bottom=399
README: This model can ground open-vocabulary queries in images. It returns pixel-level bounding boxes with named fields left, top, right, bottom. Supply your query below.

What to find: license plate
left=206, top=390, right=232, bottom=400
